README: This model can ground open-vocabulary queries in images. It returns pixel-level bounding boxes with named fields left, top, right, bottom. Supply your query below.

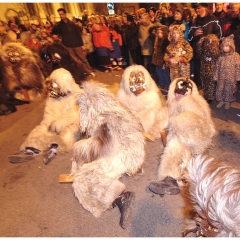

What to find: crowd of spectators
left=0, top=3, right=239, bottom=105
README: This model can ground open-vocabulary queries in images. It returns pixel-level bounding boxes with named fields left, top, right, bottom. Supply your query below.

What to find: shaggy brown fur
left=0, top=42, right=46, bottom=101
left=182, top=155, right=240, bottom=237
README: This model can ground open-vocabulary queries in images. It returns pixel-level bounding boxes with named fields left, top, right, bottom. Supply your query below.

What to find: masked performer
left=182, top=155, right=240, bottom=237
left=116, top=65, right=168, bottom=146
left=40, top=42, right=86, bottom=84
left=0, top=42, right=46, bottom=102
left=70, top=80, right=145, bottom=229
left=8, top=68, right=81, bottom=164
left=149, top=77, right=216, bottom=195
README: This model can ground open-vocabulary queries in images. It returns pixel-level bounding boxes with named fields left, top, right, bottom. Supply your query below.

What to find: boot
left=8, top=147, right=41, bottom=163
left=43, top=143, right=58, bottom=165
left=216, top=101, right=224, bottom=108
left=112, top=191, right=135, bottom=229
left=225, top=101, right=230, bottom=109
left=149, top=176, right=180, bottom=196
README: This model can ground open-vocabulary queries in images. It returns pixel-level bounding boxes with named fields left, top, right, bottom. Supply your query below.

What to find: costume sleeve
left=180, top=41, right=193, bottom=63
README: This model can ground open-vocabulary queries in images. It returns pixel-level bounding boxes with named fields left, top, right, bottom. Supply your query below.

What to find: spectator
left=18, top=24, right=31, bottom=46
left=81, top=26, right=96, bottom=69
left=213, top=2, right=228, bottom=35
left=52, top=8, right=95, bottom=77
left=164, top=25, right=193, bottom=81
left=148, top=7, right=157, bottom=23
left=108, top=16, right=123, bottom=70
left=2, top=24, right=21, bottom=45
left=225, top=3, right=240, bottom=54
left=188, top=3, right=221, bottom=89
left=151, top=25, right=170, bottom=91
left=82, top=9, right=89, bottom=26
left=159, top=4, right=174, bottom=26
left=91, top=15, right=113, bottom=72
left=0, top=25, right=7, bottom=46
left=169, top=7, right=185, bottom=34
left=138, top=12, right=153, bottom=73
left=182, top=8, right=193, bottom=41
left=213, top=34, right=240, bottom=109
left=125, top=14, right=141, bottom=65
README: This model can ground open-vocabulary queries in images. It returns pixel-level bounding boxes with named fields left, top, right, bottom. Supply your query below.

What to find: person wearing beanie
left=188, top=3, right=221, bottom=89
left=213, top=34, right=240, bottom=109
left=148, top=7, right=157, bottom=23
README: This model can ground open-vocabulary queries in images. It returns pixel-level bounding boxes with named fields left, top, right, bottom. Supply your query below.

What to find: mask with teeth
left=46, top=81, right=68, bottom=98
left=7, top=50, right=21, bottom=63
left=129, top=71, right=146, bottom=95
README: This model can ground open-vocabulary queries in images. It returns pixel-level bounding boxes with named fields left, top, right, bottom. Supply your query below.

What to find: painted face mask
left=7, top=50, right=21, bottom=63
left=46, top=81, right=68, bottom=98
left=129, top=71, right=146, bottom=95
left=174, top=79, right=193, bottom=95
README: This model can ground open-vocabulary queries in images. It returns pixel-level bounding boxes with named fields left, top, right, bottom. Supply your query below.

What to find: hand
left=195, top=28, right=203, bottom=36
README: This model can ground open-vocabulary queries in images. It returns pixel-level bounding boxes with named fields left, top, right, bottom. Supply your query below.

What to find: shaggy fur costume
left=157, top=77, right=216, bottom=181
left=0, top=42, right=46, bottom=101
left=71, top=81, right=145, bottom=218
left=182, top=155, right=240, bottom=237
left=116, top=65, right=168, bottom=142
left=10, top=68, right=81, bottom=162
left=40, top=43, right=87, bottom=84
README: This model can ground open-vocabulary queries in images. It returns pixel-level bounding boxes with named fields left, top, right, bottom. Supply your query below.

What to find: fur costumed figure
left=116, top=64, right=168, bottom=146
left=182, top=155, right=240, bottom=237
left=164, top=25, right=193, bottom=81
left=0, top=42, right=46, bottom=102
left=149, top=77, right=216, bottom=195
left=196, top=34, right=220, bottom=103
left=213, top=34, right=240, bottom=109
left=40, top=43, right=87, bottom=84
left=8, top=68, right=81, bottom=164
left=70, top=81, right=145, bottom=229
left=0, top=84, right=29, bottom=115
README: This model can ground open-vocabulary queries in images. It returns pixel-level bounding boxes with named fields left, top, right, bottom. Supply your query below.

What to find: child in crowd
left=164, top=25, right=193, bottom=81
left=151, top=25, right=170, bottom=92
left=213, top=34, right=240, bottom=109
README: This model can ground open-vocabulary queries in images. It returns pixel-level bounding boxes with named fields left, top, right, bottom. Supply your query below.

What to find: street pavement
left=0, top=68, right=240, bottom=237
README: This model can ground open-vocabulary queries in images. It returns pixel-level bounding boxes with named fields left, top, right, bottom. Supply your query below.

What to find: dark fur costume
left=0, top=83, right=30, bottom=115
left=0, top=42, right=46, bottom=100
left=40, top=43, right=86, bottom=84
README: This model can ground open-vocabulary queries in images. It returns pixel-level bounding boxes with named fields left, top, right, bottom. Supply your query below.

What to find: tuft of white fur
left=157, top=77, right=216, bottom=180
left=20, top=68, right=81, bottom=153
left=116, top=65, right=168, bottom=139
left=186, top=155, right=240, bottom=237
left=71, top=80, right=145, bottom=217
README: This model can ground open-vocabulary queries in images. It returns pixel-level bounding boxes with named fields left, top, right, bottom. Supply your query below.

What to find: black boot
left=149, top=176, right=180, bottom=196
left=112, top=191, right=135, bottom=229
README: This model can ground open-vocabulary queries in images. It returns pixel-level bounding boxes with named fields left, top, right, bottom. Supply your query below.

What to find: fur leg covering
left=71, top=80, right=145, bottom=217
left=183, top=155, right=240, bottom=237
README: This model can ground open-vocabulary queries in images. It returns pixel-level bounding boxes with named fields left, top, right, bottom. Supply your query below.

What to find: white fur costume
left=71, top=81, right=145, bottom=218
left=183, top=155, right=240, bottom=237
left=116, top=65, right=168, bottom=141
left=19, top=68, right=81, bottom=156
left=157, top=78, right=216, bottom=181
